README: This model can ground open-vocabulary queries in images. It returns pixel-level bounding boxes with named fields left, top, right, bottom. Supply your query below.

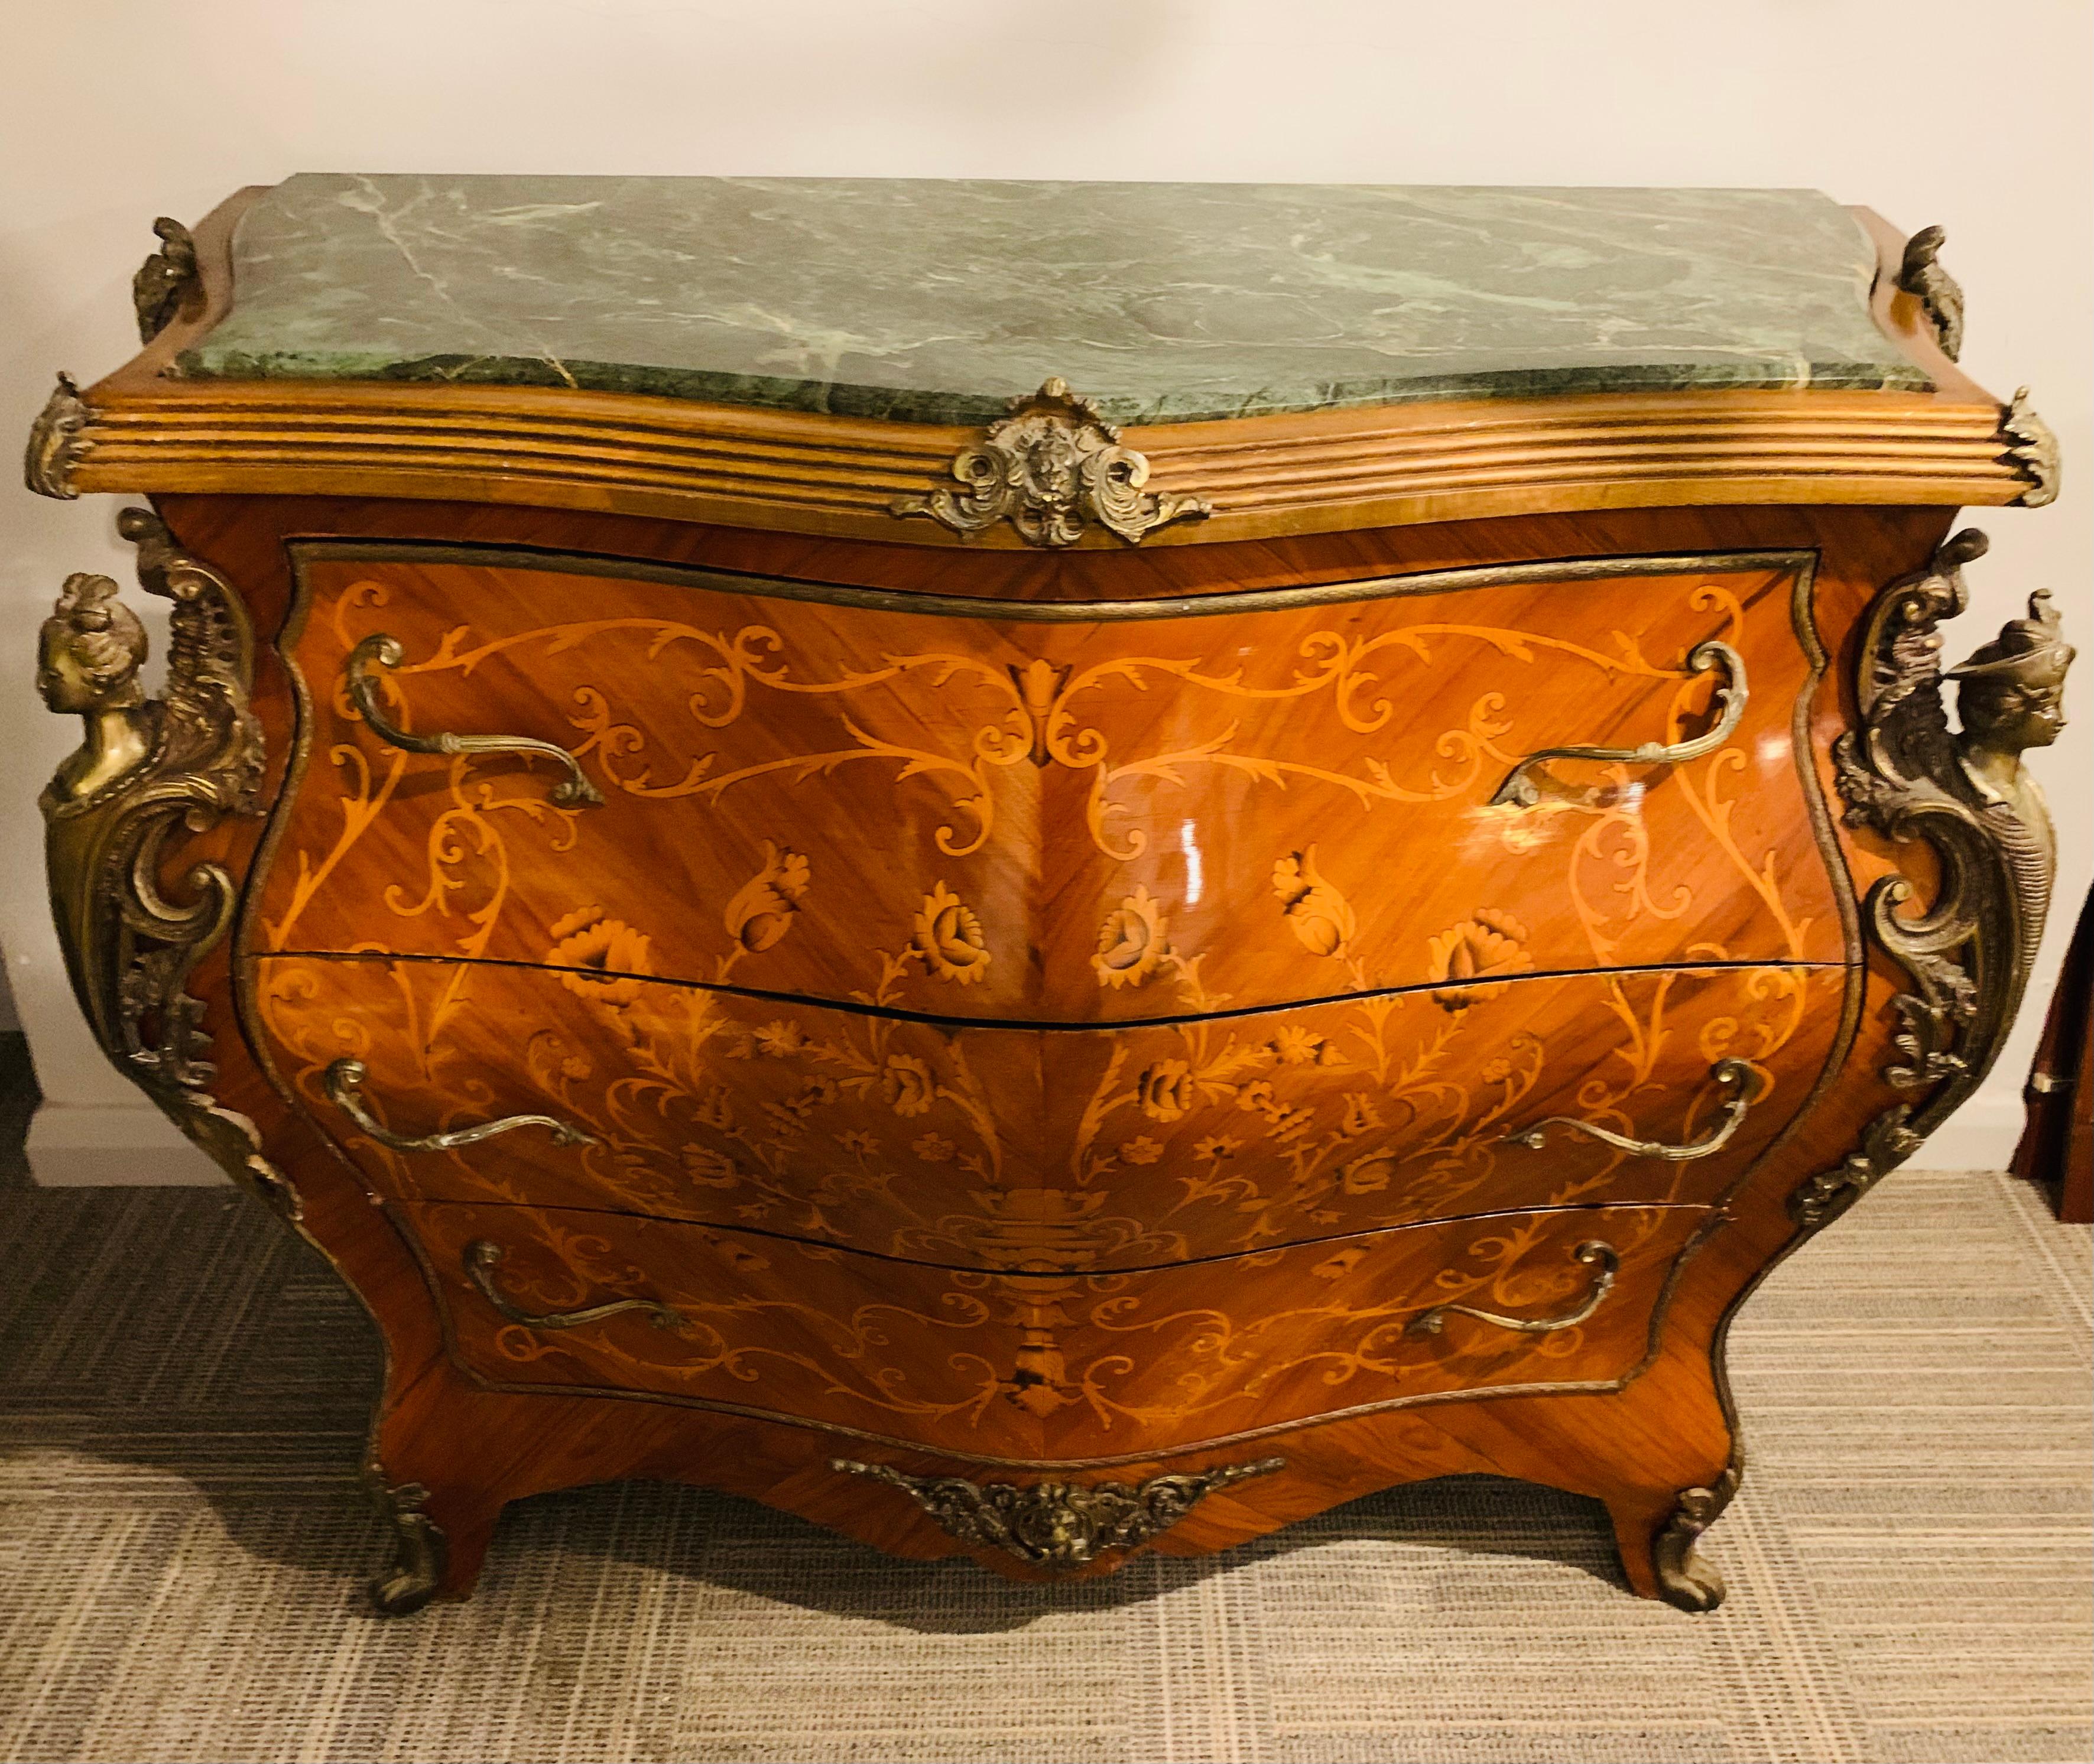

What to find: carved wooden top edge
left=56, top=381, right=2030, bottom=539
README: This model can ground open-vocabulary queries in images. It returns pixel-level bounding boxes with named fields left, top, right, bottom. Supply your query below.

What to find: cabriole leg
left=367, top=1475, right=499, bottom=1616
left=1607, top=1466, right=1741, bottom=1613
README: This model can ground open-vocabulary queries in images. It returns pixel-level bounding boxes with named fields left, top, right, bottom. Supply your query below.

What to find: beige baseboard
left=27, top=1102, right=228, bottom=1186
left=1905, top=1093, right=2024, bottom=1172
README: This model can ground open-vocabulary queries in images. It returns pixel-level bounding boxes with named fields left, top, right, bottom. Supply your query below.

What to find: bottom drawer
left=404, top=1199, right=1708, bottom=1459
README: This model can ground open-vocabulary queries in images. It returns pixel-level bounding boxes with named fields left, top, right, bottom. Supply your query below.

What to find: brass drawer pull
left=1409, top=1239, right=1619, bottom=1337
left=1504, top=1057, right=1763, bottom=1161
left=1490, top=639, right=1747, bottom=808
left=323, top=1058, right=597, bottom=1152
left=832, top=1455, right=1284, bottom=1569
left=345, top=632, right=605, bottom=808
left=464, top=1240, right=688, bottom=1333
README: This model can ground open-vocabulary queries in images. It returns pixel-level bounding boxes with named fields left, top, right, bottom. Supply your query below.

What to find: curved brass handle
left=345, top=633, right=604, bottom=808
left=1503, top=1057, right=1764, bottom=1161
left=1490, top=639, right=1748, bottom=808
left=465, top=1240, right=687, bottom=1333
left=323, top=1058, right=596, bottom=1152
left=1408, top=1239, right=1619, bottom=1337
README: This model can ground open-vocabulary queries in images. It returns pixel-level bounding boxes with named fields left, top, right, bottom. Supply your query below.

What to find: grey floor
left=1, top=1038, right=2088, bottom=1763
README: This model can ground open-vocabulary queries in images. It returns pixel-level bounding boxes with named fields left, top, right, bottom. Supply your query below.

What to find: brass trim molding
left=24, top=372, right=91, bottom=499
left=36, top=508, right=294, bottom=1219
left=292, top=538, right=1815, bottom=628
left=1793, top=530, right=2073, bottom=1229
left=444, top=1362, right=1633, bottom=1470
left=1505, top=1058, right=1764, bottom=1162
left=1895, top=225, right=1964, bottom=364
left=1790, top=1110, right=1924, bottom=1233
left=832, top=1455, right=1284, bottom=1568
left=891, top=376, right=1212, bottom=547
left=133, top=217, right=203, bottom=345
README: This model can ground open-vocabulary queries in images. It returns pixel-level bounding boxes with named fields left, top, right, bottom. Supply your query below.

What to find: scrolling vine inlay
left=257, top=548, right=1835, bottom=1021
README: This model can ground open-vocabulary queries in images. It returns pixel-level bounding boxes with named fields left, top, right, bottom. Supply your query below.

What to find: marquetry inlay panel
left=257, top=953, right=1843, bottom=1268
left=402, top=1196, right=1705, bottom=1460
left=255, top=547, right=1839, bottom=1022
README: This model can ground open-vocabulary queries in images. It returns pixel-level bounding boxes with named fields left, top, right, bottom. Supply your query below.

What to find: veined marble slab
left=178, top=175, right=1928, bottom=425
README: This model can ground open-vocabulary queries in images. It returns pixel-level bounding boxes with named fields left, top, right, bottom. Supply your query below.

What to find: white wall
left=2, top=0, right=2087, bottom=1180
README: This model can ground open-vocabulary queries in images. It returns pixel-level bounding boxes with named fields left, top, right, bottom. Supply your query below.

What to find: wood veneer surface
left=27, top=467, right=1982, bottom=1608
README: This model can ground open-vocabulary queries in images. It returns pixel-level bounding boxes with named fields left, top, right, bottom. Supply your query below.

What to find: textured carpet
left=0, top=1105, right=2087, bottom=1762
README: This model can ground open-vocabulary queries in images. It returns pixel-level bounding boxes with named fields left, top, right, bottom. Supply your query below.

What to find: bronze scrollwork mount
left=1796, top=529, right=2072, bottom=1227
left=833, top=1456, right=1285, bottom=1569
left=893, top=376, right=1211, bottom=548
left=34, top=507, right=290, bottom=1216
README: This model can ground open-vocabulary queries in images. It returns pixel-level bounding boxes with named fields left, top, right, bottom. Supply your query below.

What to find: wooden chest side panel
left=249, top=546, right=1842, bottom=1019
left=400, top=1197, right=1707, bottom=1460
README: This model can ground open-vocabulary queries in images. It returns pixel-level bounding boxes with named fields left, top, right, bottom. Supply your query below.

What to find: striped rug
left=1, top=1094, right=2086, bottom=1762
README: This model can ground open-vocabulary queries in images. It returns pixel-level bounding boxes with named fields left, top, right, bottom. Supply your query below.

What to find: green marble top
left=177, top=176, right=1927, bottom=425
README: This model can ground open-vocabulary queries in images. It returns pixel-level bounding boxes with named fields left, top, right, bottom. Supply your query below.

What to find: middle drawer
left=254, top=953, right=1842, bottom=1269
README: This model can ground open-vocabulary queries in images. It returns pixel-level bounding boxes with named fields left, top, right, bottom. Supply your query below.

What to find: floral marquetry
left=254, top=547, right=1840, bottom=1022
left=722, top=844, right=810, bottom=960
left=911, top=882, right=992, bottom=986
left=1427, top=910, right=1537, bottom=1010
left=1272, top=848, right=1358, bottom=961
left=404, top=1196, right=1705, bottom=1458
left=1093, top=886, right=1171, bottom=989
left=257, top=952, right=1845, bottom=1266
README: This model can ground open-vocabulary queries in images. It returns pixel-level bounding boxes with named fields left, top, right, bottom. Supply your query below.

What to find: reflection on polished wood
left=255, top=546, right=1839, bottom=1021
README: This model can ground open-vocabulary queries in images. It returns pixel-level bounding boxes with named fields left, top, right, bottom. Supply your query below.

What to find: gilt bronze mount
left=1797, top=531, right=2073, bottom=1229
left=892, top=378, right=1211, bottom=547
left=833, top=1457, right=1285, bottom=1569
left=35, top=508, right=289, bottom=1216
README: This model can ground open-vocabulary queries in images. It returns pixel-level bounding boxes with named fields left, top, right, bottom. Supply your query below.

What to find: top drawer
left=252, top=545, right=1843, bottom=1021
